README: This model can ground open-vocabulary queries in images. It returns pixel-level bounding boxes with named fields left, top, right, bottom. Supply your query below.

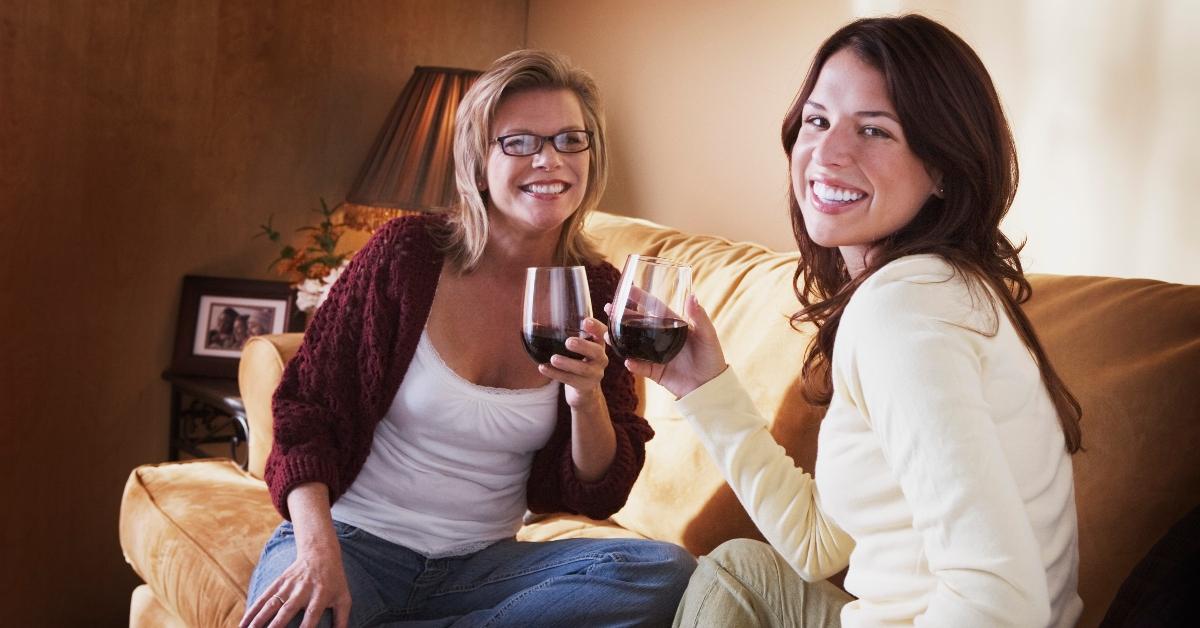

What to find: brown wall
left=0, top=2, right=526, bottom=625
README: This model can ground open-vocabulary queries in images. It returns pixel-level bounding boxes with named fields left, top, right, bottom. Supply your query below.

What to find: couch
left=120, top=212, right=1200, bottom=627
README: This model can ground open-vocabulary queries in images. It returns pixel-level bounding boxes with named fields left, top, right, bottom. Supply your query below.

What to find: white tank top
left=330, top=328, right=560, bottom=557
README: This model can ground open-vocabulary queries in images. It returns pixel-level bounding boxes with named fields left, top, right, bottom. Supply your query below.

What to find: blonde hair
left=442, top=49, right=608, bottom=271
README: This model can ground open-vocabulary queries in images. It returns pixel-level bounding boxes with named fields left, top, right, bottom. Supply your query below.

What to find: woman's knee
left=705, top=538, right=778, bottom=573
left=674, top=540, right=783, bottom=628
left=694, top=538, right=793, bottom=600
left=618, top=539, right=698, bottom=584
left=247, top=524, right=299, bottom=603
left=587, top=538, right=697, bottom=605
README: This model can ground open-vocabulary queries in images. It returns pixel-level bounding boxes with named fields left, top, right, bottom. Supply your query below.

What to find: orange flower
left=306, top=262, right=329, bottom=279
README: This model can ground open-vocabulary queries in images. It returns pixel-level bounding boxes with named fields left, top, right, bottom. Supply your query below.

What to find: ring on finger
left=271, top=594, right=287, bottom=606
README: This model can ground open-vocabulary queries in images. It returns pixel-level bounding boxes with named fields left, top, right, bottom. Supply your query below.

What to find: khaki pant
left=673, top=539, right=852, bottom=628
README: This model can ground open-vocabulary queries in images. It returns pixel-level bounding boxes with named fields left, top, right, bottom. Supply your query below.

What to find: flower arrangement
left=256, top=198, right=351, bottom=313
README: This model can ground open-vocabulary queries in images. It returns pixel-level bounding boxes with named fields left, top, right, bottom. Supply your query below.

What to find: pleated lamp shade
left=340, top=66, right=481, bottom=231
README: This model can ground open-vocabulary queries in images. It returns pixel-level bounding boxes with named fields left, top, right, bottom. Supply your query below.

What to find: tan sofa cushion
left=120, top=459, right=281, bottom=627
left=518, top=514, right=650, bottom=543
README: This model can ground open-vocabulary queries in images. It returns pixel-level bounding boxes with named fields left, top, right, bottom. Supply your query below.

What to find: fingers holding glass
left=521, top=266, right=592, bottom=364
left=614, top=288, right=729, bottom=399
left=541, top=318, right=608, bottom=390
left=610, top=255, right=692, bottom=364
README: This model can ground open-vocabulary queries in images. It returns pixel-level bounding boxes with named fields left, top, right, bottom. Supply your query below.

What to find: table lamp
left=340, top=66, right=482, bottom=232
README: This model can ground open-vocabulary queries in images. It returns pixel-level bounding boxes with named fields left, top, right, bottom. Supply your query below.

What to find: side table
left=163, top=372, right=249, bottom=469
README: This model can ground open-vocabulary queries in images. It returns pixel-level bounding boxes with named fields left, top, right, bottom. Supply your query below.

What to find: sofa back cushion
left=1019, top=274, right=1200, bottom=627
left=240, top=333, right=303, bottom=479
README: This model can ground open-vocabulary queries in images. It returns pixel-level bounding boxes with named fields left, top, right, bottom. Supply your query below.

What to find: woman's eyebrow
left=806, top=100, right=899, bottom=122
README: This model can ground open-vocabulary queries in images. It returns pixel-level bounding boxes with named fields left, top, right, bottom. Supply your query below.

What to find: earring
left=936, top=185, right=945, bottom=196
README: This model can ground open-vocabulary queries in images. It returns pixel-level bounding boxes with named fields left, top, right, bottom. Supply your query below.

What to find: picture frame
left=167, top=275, right=306, bottom=378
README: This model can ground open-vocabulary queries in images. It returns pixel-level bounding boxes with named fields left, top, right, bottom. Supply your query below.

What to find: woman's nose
left=811, top=127, right=852, bottom=167
left=532, top=142, right=563, bottom=169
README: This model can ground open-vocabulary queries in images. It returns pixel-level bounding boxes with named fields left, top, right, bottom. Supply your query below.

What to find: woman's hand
left=241, top=484, right=352, bottom=628
left=240, top=544, right=351, bottom=628
left=541, top=316, right=617, bottom=481
left=611, top=295, right=728, bottom=399
left=540, top=316, right=610, bottom=410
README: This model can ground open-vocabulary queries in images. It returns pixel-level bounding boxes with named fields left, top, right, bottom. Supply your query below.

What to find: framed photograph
left=167, top=275, right=305, bottom=378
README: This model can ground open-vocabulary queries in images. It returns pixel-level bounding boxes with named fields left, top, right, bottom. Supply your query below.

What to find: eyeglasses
left=494, top=130, right=594, bottom=157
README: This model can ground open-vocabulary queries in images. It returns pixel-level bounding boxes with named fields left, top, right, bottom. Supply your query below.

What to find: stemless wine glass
left=521, top=266, right=593, bottom=364
left=610, top=255, right=692, bottom=364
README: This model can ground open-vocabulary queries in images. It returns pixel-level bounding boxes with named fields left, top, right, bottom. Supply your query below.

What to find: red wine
left=612, top=315, right=688, bottom=363
left=521, top=325, right=585, bottom=363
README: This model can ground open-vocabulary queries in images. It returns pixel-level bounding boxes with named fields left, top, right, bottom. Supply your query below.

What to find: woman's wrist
left=287, top=482, right=339, bottom=555
left=675, top=364, right=730, bottom=399
left=567, top=387, right=605, bottom=411
left=294, top=519, right=339, bottom=554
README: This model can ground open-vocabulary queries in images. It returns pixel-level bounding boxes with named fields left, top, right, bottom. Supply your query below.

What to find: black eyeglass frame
left=493, top=130, right=595, bottom=157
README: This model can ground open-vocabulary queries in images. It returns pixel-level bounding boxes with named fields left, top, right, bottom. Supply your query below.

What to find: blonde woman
left=241, top=49, right=695, bottom=628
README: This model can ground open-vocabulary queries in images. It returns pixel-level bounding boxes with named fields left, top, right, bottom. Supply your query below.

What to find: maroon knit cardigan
left=264, top=215, right=653, bottom=521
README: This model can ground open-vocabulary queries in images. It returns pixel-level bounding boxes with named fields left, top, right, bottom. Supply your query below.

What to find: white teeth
left=523, top=182, right=566, bottom=194
left=813, top=181, right=865, bottom=203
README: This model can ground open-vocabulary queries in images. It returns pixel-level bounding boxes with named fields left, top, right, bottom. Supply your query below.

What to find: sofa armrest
left=238, top=333, right=303, bottom=479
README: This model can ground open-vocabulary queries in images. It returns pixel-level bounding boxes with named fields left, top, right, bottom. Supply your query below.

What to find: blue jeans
left=248, top=520, right=697, bottom=627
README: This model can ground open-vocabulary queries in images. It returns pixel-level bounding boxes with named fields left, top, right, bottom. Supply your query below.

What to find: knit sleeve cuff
left=267, top=454, right=341, bottom=520
left=557, top=424, right=647, bottom=518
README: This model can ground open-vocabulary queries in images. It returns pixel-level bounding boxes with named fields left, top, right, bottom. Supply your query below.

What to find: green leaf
left=255, top=198, right=346, bottom=282
left=255, top=214, right=281, bottom=242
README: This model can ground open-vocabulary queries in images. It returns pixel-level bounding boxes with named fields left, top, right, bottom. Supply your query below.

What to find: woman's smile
left=519, top=179, right=572, bottom=200
left=808, top=179, right=868, bottom=214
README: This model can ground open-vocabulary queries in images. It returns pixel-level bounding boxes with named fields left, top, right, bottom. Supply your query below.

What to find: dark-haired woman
left=624, top=14, right=1083, bottom=628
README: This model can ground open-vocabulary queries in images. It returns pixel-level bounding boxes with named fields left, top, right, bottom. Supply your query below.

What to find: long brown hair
left=783, top=15, right=1082, bottom=453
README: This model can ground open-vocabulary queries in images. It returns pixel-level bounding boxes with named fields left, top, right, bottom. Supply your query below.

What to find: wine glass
left=521, top=266, right=593, bottom=364
left=610, top=255, right=692, bottom=364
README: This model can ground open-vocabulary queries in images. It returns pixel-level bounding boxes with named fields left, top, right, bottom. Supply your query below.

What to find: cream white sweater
left=677, top=255, right=1081, bottom=627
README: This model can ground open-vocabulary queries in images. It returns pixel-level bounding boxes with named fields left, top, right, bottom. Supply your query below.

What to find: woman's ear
left=930, top=170, right=945, bottom=199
